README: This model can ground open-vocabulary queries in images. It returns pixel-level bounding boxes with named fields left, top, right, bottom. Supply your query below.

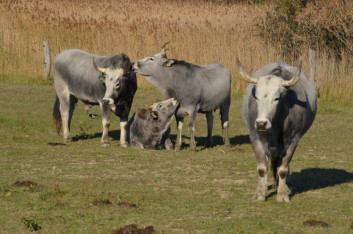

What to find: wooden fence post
left=308, top=48, right=316, bottom=86
left=43, top=40, right=51, bottom=80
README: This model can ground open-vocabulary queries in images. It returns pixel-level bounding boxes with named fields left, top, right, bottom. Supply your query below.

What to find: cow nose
left=255, top=120, right=268, bottom=131
left=103, top=98, right=114, bottom=105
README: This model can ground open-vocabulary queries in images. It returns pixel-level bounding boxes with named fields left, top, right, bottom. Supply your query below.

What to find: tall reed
left=0, top=0, right=352, bottom=102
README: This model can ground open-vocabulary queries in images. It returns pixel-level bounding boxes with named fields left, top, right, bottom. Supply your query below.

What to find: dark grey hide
left=133, top=43, right=231, bottom=150
left=128, top=98, right=179, bottom=149
left=53, top=49, right=137, bottom=146
left=237, top=59, right=317, bottom=202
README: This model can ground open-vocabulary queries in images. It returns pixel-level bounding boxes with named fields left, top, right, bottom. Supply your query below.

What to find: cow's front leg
left=188, top=110, right=198, bottom=150
left=119, top=119, right=128, bottom=147
left=251, top=138, right=269, bottom=201
left=175, top=116, right=184, bottom=150
left=100, top=103, right=110, bottom=147
left=205, top=111, right=213, bottom=148
left=277, top=139, right=298, bottom=202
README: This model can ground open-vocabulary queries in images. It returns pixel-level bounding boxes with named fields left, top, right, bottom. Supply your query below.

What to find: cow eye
left=157, top=104, right=162, bottom=108
left=274, top=97, right=280, bottom=101
left=148, top=57, right=155, bottom=61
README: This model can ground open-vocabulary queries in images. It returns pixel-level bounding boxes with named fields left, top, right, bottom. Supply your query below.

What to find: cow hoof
left=120, top=143, right=128, bottom=148
left=276, top=194, right=290, bottom=202
left=64, top=137, right=72, bottom=143
left=102, top=143, right=110, bottom=147
left=252, top=194, right=266, bottom=201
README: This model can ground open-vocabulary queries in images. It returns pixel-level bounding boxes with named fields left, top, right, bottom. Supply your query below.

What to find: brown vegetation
left=0, top=0, right=352, bottom=101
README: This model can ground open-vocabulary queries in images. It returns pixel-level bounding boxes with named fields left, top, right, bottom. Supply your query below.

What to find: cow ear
left=137, top=108, right=148, bottom=120
left=99, top=75, right=106, bottom=83
left=163, top=59, right=175, bottom=67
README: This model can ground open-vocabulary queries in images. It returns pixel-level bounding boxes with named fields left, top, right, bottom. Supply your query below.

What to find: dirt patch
left=47, top=142, right=66, bottom=146
left=92, top=199, right=112, bottom=205
left=233, top=146, right=244, bottom=152
left=12, top=181, right=37, bottom=188
left=303, top=219, right=330, bottom=228
left=117, top=202, right=137, bottom=208
left=113, top=224, right=155, bottom=234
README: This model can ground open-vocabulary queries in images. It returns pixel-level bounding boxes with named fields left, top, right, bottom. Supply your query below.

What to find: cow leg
left=205, top=111, right=213, bottom=147
left=119, top=119, right=128, bottom=147
left=59, top=93, right=77, bottom=143
left=251, top=138, right=269, bottom=201
left=277, top=139, right=298, bottom=202
left=100, top=103, right=111, bottom=147
left=188, top=110, right=198, bottom=150
left=130, top=140, right=144, bottom=149
left=175, top=116, right=184, bottom=150
left=220, top=102, right=230, bottom=146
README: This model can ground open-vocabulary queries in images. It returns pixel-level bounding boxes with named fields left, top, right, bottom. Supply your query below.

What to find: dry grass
left=0, top=0, right=352, bottom=100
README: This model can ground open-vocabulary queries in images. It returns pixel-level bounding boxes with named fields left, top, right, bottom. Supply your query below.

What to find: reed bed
left=0, top=0, right=352, bottom=101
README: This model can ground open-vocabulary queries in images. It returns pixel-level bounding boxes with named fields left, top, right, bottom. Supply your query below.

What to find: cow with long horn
left=133, top=43, right=231, bottom=150
left=53, top=49, right=137, bottom=147
left=237, top=59, right=317, bottom=202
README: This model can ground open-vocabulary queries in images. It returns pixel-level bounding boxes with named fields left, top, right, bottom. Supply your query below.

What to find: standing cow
left=132, top=43, right=231, bottom=150
left=237, top=59, right=317, bottom=202
left=53, top=49, right=137, bottom=147
left=128, top=98, right=179, bottom=150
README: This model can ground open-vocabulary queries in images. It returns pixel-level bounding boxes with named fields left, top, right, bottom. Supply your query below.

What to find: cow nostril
left=256, top=121, right=267, bottom=129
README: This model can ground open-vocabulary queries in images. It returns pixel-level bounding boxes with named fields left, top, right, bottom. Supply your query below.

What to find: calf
left=128, top=98, right=178, bottom=149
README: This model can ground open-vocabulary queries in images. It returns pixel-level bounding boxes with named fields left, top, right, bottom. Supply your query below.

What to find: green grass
left=0, top=81, right=352, bottom=233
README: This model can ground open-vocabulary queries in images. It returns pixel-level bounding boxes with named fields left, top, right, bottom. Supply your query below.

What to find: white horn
left=236, top=58, right=258, bottom=84
left=282, top=61, right=302, bottom=87
left=93, top=58, right=106, bottom=73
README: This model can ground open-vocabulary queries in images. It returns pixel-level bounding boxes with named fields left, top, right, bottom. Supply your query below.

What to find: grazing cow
left=53, top=49, right=137, bottom=147
left=128, top=98, right=179, bottom=150
left=132, top=43, right=231, bottom=150
left=237, top=59, right=317, bottom=202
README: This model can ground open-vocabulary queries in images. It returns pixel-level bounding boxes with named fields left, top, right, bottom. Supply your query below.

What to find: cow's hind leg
left=100, top=103, right=111, bottom=147
left=59, top=93, right=77, bottom=143
left=277, top=140, right=298, bottom=202
left=175, top=116, right=184, bottom=150
left=119, top=119, right=128, bottom=147
left=220, top=101, right=230, bottom=147
left=188, top=110, right=198, bottom=150
left=205, top=111, right=213, bottom=147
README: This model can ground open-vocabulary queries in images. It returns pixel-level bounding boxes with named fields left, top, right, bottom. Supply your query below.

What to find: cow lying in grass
left=128, top=98, right=178, bottom=149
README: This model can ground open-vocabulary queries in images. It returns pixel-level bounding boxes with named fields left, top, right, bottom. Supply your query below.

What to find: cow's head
left=148, top=98, right=179, bottom=122
left=132, top=42, right=175, bottom=78
left=237, top=58, right=301, bottom=131
left=93, top=58, right=127, bottom=105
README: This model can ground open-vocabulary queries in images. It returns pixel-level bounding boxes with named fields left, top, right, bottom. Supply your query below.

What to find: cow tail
left=53, top=96, right=62, bottom=134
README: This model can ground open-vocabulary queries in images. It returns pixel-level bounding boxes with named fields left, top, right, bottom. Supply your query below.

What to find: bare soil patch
left=12, top=181, right=37, bottom=188
left=303, top=219, right=330, bottom=228
left=117, top=202, right=137, bottom=208
left=92, top=199, right=112, bottom=205
left=113, top=224, right=155, bottom=234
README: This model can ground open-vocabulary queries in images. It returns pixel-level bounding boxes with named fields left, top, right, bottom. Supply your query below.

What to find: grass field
left=0, top=82, right=352, bottom=233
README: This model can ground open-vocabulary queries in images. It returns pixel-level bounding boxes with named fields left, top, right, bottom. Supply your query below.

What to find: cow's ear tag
left=151, top=112, right=158, bottom=119
left=164, top=59, right=175, bottom=67
left=99, top=77, right=105, bottom=83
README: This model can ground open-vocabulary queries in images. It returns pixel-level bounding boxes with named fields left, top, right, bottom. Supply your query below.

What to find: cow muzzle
left=103, top=97, right=114, bottom=105
left=132, top=62, right=138, bottom=72
left=255, top=119, right=271, bottom=131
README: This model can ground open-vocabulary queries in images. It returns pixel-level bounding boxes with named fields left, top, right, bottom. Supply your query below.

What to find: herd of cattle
left=52, top=43, right=317, bottom=202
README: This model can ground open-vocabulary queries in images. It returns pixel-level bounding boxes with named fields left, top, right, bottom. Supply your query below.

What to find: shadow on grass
left=267, top=168, right=353, bottom=199
left=72, top=130, right=121, bottom=142
left=169, top=134, right=250, bottom=148
left=290, top=168, right=353, bottom=195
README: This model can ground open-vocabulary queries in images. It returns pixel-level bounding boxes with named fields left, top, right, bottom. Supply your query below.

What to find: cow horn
left=282, top=61, right=302, bottom=87
left=236, top=58, right=258, bottom=84
left=161, top=42, right=170, bottom=57
left=93, top=58, right=106, bottom=73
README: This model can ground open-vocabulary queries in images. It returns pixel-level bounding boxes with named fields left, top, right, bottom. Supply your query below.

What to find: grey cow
left=53, top=49, right=137, bottom=146
left=128, top=98, right=179, bottom=150
left=237, top=59, right=317, bottom=202
left=133, top=43, right=231, bottom=150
